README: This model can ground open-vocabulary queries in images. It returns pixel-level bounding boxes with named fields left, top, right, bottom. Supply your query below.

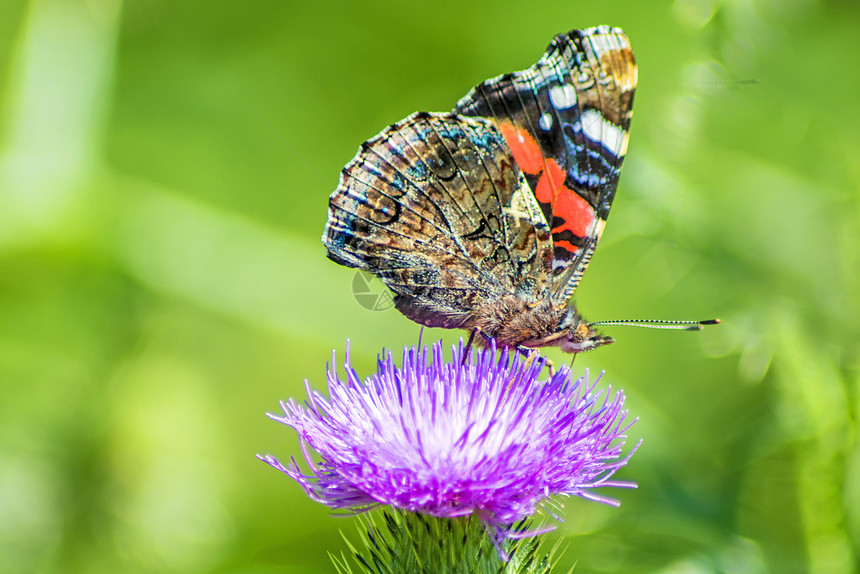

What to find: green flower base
left=332, top=510, right=562, bottom=574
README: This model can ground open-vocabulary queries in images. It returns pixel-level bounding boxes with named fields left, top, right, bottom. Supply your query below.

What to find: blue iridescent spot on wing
left=406, top=160, right=428, bottom=180
left=467, top=129, right=498, bottom=153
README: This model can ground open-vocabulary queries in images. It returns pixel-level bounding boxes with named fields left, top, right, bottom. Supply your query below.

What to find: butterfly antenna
left=588, top=318, right=720, bottom=331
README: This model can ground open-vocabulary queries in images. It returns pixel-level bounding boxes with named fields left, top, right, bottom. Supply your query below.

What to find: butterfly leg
left=515, top=345, right=555, bottom=377
left=462, top=327, right=481, bottom=366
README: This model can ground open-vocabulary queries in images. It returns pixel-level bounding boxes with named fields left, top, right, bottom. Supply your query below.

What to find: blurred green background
left=0, top=0, right=857, bottom=572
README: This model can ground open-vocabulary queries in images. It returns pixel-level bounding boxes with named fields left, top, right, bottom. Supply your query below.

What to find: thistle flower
left=258, top=340, right=639, bottom=545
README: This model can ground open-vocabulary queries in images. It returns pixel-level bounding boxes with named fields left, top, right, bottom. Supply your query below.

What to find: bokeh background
left=1, top=0, right=857, bottom=572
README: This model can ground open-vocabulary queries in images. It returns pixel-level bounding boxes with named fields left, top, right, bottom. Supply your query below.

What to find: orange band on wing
left=498, top=121, right=544, bottom=175
left=551, top=188, right=595, bottom=238
left=535, top=159, right=595, bottom=239
left=534, top=159, right=565, bottom=203
left=553, top=239, right=579, bottom=254
left=498, top=119, right=595, bottom=241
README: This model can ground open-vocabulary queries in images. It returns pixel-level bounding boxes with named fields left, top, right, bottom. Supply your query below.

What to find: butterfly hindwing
left=324, top=112, right=553, bottom=328
left=455, top=26, right=637, bottom=304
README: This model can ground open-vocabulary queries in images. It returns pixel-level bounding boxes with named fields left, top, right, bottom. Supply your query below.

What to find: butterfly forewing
left=455, top=26, right=637, bottom=304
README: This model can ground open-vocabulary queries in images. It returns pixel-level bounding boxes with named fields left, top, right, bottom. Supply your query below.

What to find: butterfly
left=323, top=26, right=711, bottom=358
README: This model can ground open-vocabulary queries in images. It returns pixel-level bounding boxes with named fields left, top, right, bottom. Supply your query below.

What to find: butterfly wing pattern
left=455, top=27, right=636, bottom=304
left=324, top=26, right=637, bottom=355
left=325, top=112, right=553, bottom=328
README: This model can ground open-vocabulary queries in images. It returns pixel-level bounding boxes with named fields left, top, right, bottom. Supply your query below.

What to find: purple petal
left=259, top=339, right=640, bottom=536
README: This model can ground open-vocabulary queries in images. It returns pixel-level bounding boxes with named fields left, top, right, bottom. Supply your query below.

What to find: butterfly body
left=461, top=296, right=613, bottom=354
left=324, top=27, right=636, bottom=354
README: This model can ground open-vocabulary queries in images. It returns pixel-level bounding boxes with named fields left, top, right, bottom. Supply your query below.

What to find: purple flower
left=258, top=340, right=639, bottom=536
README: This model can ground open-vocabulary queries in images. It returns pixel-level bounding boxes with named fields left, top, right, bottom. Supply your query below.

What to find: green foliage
left=331, top=511, right=561, bottom=574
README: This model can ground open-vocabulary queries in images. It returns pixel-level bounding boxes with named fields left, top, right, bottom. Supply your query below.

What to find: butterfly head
left=557, top=320, right=615, bottom=354
left=518, top=305, right=614, bottom=354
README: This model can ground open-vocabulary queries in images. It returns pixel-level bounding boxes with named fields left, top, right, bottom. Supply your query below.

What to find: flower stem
left=332, top=509, right=558, bottom=574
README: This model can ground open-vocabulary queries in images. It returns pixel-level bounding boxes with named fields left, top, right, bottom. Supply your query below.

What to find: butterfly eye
left=571, top=322, right=591, bottom=342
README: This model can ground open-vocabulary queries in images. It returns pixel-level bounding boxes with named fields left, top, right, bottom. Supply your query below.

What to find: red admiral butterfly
left=323, top=26, right=716, bottom=357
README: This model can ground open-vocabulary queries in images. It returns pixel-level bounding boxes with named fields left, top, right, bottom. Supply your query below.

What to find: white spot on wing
left=581, top=109, right=628, bottom=155
left=539, top=113, right=553, bottom=131
left=549, top=84, right=577, bottom=109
